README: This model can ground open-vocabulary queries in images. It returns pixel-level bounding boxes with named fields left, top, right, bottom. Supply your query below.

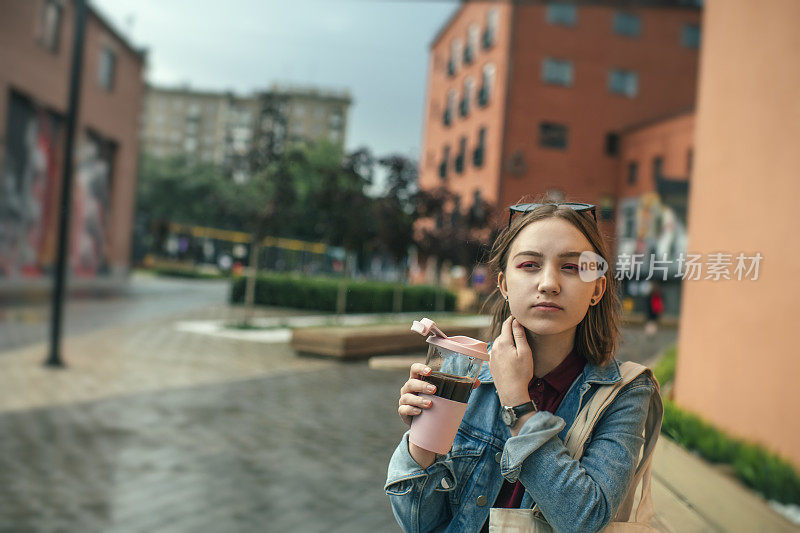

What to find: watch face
left=501, top=407, right=515, bottom=426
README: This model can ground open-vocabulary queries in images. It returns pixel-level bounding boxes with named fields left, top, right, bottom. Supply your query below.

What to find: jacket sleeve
left=499, top=375, right=655, bottom=533
left=385, top=431, right=457, bottom=533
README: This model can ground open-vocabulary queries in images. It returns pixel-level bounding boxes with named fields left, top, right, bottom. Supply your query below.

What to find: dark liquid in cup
left=421, top=371, right=475, bottom=403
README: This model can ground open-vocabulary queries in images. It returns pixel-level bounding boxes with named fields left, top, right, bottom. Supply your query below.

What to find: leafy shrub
left=150, top=267, right=228, bottom=279
left=652, top=344, right=677, bottom=386
left=660, top=394, right=800, bottom=504
left=229, top=274, right=456, bottom=313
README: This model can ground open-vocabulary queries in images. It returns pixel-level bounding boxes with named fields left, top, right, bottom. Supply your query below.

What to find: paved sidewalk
left=0, top=305, right=793, bottom=531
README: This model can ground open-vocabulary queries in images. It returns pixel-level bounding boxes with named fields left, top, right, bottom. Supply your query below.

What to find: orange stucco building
left=673, top=0, right=800, bottom=467
left=417, top=0, right=701, bottom=248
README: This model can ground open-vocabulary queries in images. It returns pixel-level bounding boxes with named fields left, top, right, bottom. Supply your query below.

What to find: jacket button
left=476, top=495, right=488, bottom=506
left=495, top=452, right=501, bottom=463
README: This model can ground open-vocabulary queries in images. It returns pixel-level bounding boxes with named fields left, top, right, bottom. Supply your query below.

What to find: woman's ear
left=497, top=272, right=507, bottom=299
left=592, top=275, right=607, bottom=304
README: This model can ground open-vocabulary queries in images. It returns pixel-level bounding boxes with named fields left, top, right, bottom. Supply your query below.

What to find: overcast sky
left=92, top=0, right=458, bottom=162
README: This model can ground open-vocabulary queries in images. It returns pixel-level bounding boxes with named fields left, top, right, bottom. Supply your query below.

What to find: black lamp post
left=46, top=0, right=88, bottom=368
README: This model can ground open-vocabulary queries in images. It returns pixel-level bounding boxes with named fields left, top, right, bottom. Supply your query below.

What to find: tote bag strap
left=530, top=362, right=662, bottom=526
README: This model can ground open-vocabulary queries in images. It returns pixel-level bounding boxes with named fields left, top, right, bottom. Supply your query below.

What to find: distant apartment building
left=0, top=0, right=146, bottom=287
left=258, top=84, right=350, bottom=150
left=141, top=83, right=352, bottom=183
left=141, top=86, right=259, bottom=183
left=415, top=0, right=701, bottom=298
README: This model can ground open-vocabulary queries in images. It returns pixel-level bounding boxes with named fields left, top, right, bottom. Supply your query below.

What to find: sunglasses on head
left=508, top=202, right=597, bottom=227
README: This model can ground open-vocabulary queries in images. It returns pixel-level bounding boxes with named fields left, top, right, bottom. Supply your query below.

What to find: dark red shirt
left=480, top=348, right=587, bottom=533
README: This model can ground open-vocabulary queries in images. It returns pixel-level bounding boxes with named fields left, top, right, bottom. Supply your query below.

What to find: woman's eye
left=564, top=264, right=579, bottom=271
left=518, top=261, right=538, bottom=268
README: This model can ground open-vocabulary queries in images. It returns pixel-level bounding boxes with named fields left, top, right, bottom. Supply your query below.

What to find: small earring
left=590, top=299, right=595, bottom=304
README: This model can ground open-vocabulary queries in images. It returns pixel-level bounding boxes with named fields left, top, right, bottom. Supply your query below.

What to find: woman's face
left=498, top=218, right=606, bottom=335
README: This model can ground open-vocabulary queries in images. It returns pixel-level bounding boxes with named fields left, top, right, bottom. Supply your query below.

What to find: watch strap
left=512, top=400, right=538, bottom=417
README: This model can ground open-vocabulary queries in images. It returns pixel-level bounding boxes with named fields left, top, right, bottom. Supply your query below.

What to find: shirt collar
left=539, top=348, right=586, bottom=393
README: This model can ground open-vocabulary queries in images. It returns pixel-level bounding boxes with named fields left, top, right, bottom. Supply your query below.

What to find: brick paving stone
left=0, top=293, right=682, bottom=532
left=0, top=363, right=409, bottom=532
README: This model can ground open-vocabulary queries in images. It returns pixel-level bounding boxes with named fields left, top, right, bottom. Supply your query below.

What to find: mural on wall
left=0, top=91, right=116, bottom=279
left=0, top=91, right=62, bottom=278
left=70, top=131, right=115, bottom=277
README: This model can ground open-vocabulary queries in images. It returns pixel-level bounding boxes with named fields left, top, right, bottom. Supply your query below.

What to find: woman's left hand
left=489, top=316, right=535, bottom=406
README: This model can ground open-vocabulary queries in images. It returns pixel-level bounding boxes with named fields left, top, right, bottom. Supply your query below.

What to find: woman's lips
left=533, top=305, right=562, bottom=312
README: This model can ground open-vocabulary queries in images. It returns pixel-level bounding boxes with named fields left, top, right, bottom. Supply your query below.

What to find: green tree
left=135, top=154, right=230, bottom=254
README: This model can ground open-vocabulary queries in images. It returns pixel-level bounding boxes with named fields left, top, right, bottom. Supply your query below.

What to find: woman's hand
left=489, top=316, right=535, bottom=407
left=398, top=363, right=437, bottom=426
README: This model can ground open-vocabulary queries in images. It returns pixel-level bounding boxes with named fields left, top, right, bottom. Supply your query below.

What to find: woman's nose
left=538, top=263, right=561, bottom=293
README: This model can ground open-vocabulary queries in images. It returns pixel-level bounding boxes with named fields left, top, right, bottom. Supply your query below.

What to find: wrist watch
left=501, top=400, right=538, bottom=427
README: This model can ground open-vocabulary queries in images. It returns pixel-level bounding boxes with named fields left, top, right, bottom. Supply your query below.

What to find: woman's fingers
left=399, top=393, right=433, bottom=409
left=409, top=362, right=431, bottom=380
left=401, top=378, right=437, bottom=395
left=511, top=318, right=532, bottom=358
left=500, top=315, right=513, bottom=339
left=398, top=404, right=422, bottom=423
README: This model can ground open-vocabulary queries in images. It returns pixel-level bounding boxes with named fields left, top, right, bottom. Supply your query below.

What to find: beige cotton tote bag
left=489, top=361, right=663, bottom=533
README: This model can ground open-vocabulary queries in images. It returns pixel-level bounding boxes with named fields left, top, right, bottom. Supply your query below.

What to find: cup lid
left=426, top=335, right=489, bottom=361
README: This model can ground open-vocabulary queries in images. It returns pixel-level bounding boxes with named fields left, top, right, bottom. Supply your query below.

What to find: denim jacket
left=385, top=349, right=657, bottom=533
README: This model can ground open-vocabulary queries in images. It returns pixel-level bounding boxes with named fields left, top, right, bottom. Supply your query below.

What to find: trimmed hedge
left=655, top=346, right=800, bottom=505
left=229, top=274, right=456, bottom=313
left=148, top=267, right=229, bottom=280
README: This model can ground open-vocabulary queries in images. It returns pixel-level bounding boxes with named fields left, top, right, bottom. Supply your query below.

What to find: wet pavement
left=0, top=364, right=408, bottom=533
left=0, top=280, right=680, bottom=532
left=0, top=274, right=229, bottom=353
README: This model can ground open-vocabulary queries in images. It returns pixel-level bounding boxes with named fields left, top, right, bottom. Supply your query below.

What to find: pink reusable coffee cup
left=408, top=318, right=489, bottom=454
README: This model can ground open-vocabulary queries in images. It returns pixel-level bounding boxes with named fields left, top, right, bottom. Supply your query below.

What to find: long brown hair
left=480, top=198, right=621, bottom=366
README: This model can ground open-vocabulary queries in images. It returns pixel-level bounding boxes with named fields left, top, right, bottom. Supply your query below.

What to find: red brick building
left=416, top=0, right=701, bottom=283
left=0, top=0, right=146, bottom=291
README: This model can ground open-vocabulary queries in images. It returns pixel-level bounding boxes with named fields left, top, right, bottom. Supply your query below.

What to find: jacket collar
left=583, top=357, right=622, bottom=385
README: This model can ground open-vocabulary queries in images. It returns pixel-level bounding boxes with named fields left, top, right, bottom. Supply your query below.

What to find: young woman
left=386, top=201, right=662, bottom=533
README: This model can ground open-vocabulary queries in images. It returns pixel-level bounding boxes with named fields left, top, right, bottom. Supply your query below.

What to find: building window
left=539, top=122, right=568, bottom=150
left=608, top=69, right=638, bottom=98
left=542, top=58, right=574, bottom=87
left=507, top=150, right=527, bottom=176
left=460, top=78, right=474, bottom=118
left=450, top=39, right=463, bottom=75
left=605, top=133, right=619, bottom=156
left=484, top=8, right=499, bottom=49
left=546, top=4, right=577, bottom=27
left=627, top=161, right=638, bottom=185
left=599, top=195, right=615, bottom=221
left=478, top=64, right=495, bottom=107
left=682, top=24, right=701, bottom=49
left=613, top=12, right=641, bottom=38
left=455, top=137, right=467, bottom=174
left=39, top=0, right=63, bottom=52
left=439, top=145, right=450, bottom=179
left=98, top=47, right=116, bottom=91
left=466, top=24, right=479, bottom=65
left=329, top=109, right=343, bottom=130
left=623, top=205, right=636, bottom=238
left=653, top=156, right=664, bottom=179
left=444, top=90, right=456, bottom=126
left=473, top=127, right=486, bottom=167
